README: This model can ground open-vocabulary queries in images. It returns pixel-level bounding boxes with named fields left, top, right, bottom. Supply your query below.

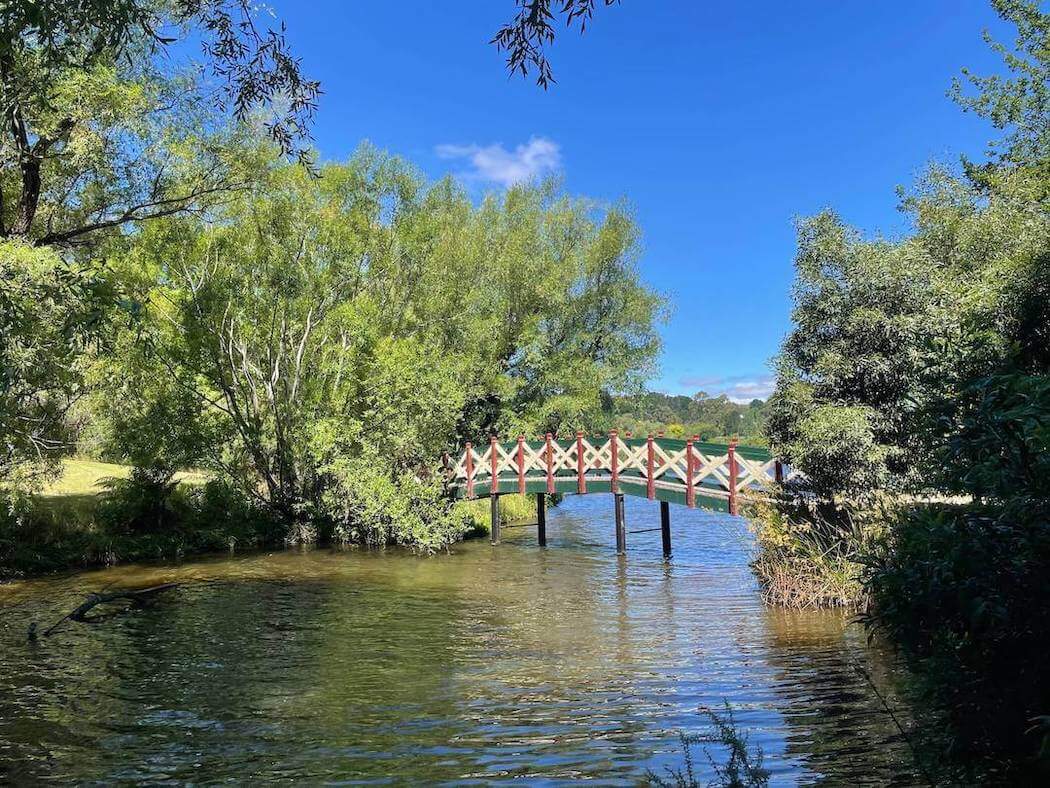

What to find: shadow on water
left=0, top=495, right=927, bottom=783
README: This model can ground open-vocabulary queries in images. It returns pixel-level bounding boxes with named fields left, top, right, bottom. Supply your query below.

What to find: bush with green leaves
left=0, top=242, right=108, bottom=491
left=1, top=476, right=285, bottom=580
left=864, top=500, right=1050, bottom=769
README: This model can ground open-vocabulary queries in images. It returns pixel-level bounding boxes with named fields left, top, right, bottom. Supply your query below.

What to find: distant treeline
left=604, top=392, right=768, bottom=446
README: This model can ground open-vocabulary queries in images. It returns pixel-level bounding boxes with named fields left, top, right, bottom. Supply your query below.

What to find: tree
left=0, top=0, right=319, bottom=249
left=0, top=241, right=107, bottom=487
left=606, top=390, right=769, bottom=445
left=951, top=0, right=1050, bottom=163
left=96, top=145, right=662, bottom=547
left=765, top=211, right=932, bottom=497
left=767, top=0, right=1050, bottom=501
left=0, top=1, right=319, bottom=489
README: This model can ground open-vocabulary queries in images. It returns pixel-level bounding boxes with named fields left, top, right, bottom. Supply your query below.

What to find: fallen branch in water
left=34, top=584, right=179, bottom=639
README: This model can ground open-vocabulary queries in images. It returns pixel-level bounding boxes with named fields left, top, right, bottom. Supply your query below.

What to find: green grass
left=455, top=493, right=543, bottom=535
left=1, top=460, right=229, bottom=581
left=40, top=459, right=208, bottom=498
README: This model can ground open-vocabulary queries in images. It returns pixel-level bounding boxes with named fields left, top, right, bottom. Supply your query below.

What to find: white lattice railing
left=444, top=432, right=797, bottom=515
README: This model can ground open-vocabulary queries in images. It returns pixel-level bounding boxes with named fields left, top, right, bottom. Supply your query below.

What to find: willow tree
left=0, top=1, right=320, bottom=495
left=96, top=145, right=662, bottom=547
left=0, top=0, right=319, bottom=248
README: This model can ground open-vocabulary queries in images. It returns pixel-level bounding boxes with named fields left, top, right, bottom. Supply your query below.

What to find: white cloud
left=435, top=137, right=561, bottom=187
left=677, top=374, right=776, bottom=403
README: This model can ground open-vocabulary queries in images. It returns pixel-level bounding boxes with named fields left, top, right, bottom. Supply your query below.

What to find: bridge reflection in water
left=444, top=432, right=795, bottom=555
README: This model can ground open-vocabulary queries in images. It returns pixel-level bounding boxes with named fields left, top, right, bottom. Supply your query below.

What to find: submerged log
left=37, top=583, right=178, bottom=638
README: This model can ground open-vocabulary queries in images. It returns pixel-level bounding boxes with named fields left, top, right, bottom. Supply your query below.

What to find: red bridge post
left=465, top=442, right=474, bottom=499
left=545, top=433, right=555, bottom=494
left=646, top=434, right=655, bottom=500
left=685, top=438, right=695, bottom=508
left=489, top=435, right=501, bottom=544
left=728, top=438, right=738, bottom=515
left=490, top=434, right=499, bottom=495
left=517, top=434, right=526, bottom=495
left=614, top=491, right=626, bottom=554
left=576, top=430, right=586, bottom=494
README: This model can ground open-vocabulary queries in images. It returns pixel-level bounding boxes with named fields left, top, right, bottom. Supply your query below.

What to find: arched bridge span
left=444, top=432, right=795, bottom=557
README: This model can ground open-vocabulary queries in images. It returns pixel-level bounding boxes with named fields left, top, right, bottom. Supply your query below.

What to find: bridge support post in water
left=490, top=493, right=501, bottom=544
left=614, top=493, right=626, bottom=554
left=660, top=501, right=672, bottom=559
left=536, top=493, right=547, bottom=547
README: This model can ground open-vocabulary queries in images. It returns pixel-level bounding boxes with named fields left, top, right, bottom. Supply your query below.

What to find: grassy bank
left=456, top=493, right=543, bottom=536
left=745, top=497, right=871, bottom=609
left=2, top=462, right=547, bottom=581
left=1, top=460, right=279, bottom=581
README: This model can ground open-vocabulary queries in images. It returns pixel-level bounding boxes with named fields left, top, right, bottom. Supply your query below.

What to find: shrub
left=0, top=473, right=284, bottom=580
left=320, top=457, right=470, bottom=552
left=863, top=501, right=1050, bottom=772
left=96, top=466, right=180, bottom=534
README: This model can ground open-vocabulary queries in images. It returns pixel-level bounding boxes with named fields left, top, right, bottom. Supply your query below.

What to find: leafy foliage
left=746, top=496, right=874, bottom=609
left=951, top=0, right=1050, bottom=163
left=863, top=501, right=1050, bottom=767
left=493, top=0, right=621, bottom=88
left=0, top=242, right=107, bottom=488
left=648, top=702, right=770, bottom=788
left=0, top=0, right=319, bottom=176
left=91, top=145, right=662, bottom=548
left=0, top=473, right=281, bottom=580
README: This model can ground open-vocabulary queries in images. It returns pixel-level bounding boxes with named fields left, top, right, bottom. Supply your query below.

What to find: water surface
left=0, top=495, right=922, bottom=784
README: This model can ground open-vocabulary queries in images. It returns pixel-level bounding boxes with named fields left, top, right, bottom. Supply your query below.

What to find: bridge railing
left=444, top=431, right=797, bottom=514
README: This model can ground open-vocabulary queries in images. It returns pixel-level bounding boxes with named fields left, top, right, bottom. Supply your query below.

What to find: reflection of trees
left=0, top=499, right=946, bottom=784
left=0, top=533, right=671, bottom=783
left=759, top=607, right=930, bottom=785
left=437, top=513, right=660, bottom=781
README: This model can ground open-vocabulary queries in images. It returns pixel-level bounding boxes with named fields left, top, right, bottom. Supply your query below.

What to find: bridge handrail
left=444, top=431, right=798, bottom=514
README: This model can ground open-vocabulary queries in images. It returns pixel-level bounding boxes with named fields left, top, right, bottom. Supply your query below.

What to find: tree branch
left=33, top=184, right=238, bottom=246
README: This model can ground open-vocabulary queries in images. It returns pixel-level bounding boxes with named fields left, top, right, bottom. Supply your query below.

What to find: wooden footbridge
left=444, top=431, right=789, bottom=558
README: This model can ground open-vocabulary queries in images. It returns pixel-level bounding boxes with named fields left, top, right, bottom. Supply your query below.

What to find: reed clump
left=745, top=494, right=887, bottom=609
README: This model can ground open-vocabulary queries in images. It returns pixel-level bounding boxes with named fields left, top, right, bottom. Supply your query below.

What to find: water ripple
left=0, top=495, right=924, bottom=784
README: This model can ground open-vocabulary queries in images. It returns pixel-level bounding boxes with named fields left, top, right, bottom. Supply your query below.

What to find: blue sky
left=267, top=1, right=1008, bottom=401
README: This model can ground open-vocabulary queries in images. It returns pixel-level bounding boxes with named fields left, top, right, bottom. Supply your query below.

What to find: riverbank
left=0, top=460, right=276, bottom=581
left=744, top=497, right=871, bottom=610
left=748, top=490, right=1050, bottom=779
left=0, top=460, right=542, bottom=581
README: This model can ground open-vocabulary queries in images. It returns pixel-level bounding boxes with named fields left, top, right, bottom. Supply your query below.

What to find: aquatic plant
left=649, top=702, right=770, bottom=788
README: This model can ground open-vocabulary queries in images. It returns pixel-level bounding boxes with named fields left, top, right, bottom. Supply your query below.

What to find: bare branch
left=34, top=184, right=239, bottom=246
